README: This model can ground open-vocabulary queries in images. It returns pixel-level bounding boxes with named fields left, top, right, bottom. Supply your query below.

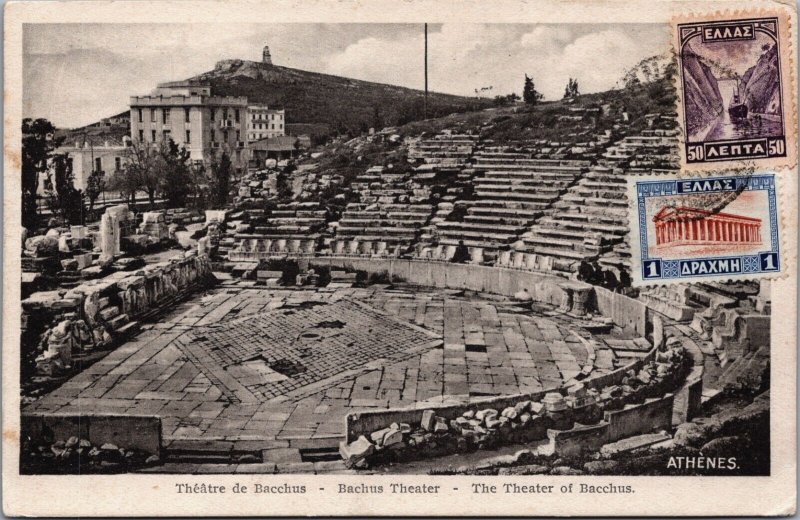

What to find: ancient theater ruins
left=19, top=44, right=771, bottom=476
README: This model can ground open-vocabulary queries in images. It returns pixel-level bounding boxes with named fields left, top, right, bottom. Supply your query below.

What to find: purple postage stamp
left=674, top=12, right=795, bottom=168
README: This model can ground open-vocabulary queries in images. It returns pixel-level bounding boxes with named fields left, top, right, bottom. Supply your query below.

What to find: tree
left=158, top=139, right=193, bottom=208
left=493, top=93, right=521, bottom=107
left=85, top=168, right=105, bottom=217
left=108, top=140, right=150, bottom=206
left=116, top=139, right=161, bottom=208
left=372, top=105, right=383, bottom=132
left=563, top=78, right=580, bottom=99
left=47, top=154, right=84, bottom=225
left=207, top=151, right=232, bottom=209
left=523, top=74, right=543, bottom=105
left=22, top=118, right=61, bottom=229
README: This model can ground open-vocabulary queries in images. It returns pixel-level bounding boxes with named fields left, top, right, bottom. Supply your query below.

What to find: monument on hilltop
left=262, top=45, right=273, bottom=65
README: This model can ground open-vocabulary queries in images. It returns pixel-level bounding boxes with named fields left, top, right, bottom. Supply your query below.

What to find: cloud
left=325, top=24, right=666, bottom=101
left=23, top=23, right=669, bottom=127
left=520, top=26, right=573, bottom=50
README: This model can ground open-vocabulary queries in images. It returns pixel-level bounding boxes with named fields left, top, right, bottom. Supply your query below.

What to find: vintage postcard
left=673, top=10, right=797, bottom=170
left=629, top=173, right=783, bottom=285
left=3, top=0, right=797, bottom=517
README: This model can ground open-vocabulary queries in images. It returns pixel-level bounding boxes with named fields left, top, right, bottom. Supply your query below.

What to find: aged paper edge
left=2, top=0, right=797, bottom=517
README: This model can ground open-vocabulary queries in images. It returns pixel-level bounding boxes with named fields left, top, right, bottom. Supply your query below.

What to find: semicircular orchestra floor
left=26, top=282, right=652, bottom=453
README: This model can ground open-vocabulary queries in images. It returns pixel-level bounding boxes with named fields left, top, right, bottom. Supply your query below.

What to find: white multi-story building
left=247, top=104, right=285, bottom=142
left=129, top=81, right=250, bottom=170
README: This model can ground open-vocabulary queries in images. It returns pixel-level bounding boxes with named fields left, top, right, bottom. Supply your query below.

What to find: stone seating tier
left=467, top=206, right=540, bottom=218
left=435, top=221, right=524, bottom=234
left=475, top=183, right=565, bottom=196
left=475, top=164, right=586, bottom=173
left=470, top=192, right=557, bottom=207
left=537, top=215, right=628, bottom=235
left=523, top=245, right=595, bottom=261
left=472, top=152, right=532, bottom=160
left=408, top=147, right=474, bottom=155
left=436, top=236, right=518, bottom=248
left=459, top=214, right=536, bottom=226
left=476, top=181, right=571, bottom=193
left=474, top=157, right=591, bottom=167
left=523, top=228, right=601, bottom=249
left=332, top=234, right=417, bottom=245
left=477, top=173, right=575, bottom=183
left=480, top=171, right=580, bottom=182
left=338, top=218, right=428, bottom=229
left=251, top=225, right=321, bottom=235
left=265, top=210, right=326, bottom=219
left=560, top=194, right=628, bottom=208
left=265, top=217, right=326, bottom=226
left=336, top=227, right=419, bottom=238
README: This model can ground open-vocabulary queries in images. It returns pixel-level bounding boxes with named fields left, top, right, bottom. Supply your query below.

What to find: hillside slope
left=681, top=45, right=723, bottom=137
left=190, top=59, right=491, bottom=137
left=742, top=44, right=781, bottom=115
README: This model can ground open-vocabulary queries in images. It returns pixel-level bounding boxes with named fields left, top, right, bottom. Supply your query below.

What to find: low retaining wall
left=603, top=393, right=674, bottom=442
left=594, top=286, right=648, bottom=337
left=21, top=413, right=162, bottom=455
left=346, top=346, right=659, bottom=442
left=672, top=365, right=704, bottom=424
left=24, top=252, right=214, bottom=379
left=546, top=393, right=674, bottom=458
left=82, top=253, right=213, bottom=323
left=342, top=344, right=689, bottom=468
left=310, top=256, right=590, bottom=315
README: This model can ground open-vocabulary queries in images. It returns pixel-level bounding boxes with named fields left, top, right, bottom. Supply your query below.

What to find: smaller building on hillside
left=247, top=104, right=285, bottom=142
left=249, top=135, right=304, bottom=167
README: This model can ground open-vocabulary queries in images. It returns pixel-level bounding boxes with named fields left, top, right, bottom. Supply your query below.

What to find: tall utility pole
left=424, top=23, right=428, bottom=119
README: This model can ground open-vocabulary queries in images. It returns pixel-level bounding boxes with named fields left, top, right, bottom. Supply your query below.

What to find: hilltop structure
left=262, top=45, right=272, bottom=65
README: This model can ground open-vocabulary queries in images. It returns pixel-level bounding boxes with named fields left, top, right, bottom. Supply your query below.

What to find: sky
left=23, top=23, right=669, bottom=129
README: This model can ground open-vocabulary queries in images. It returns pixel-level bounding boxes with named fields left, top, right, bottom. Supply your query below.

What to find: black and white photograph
left=4, top=1, right=796, bottom=516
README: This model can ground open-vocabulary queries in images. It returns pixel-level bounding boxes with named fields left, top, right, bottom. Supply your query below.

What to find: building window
left=271, top=124, right=275, bottom=130
left=210, top=109, right=215, bottom=121
left=236, top=130, right=240, bottom=142
left=163, top=129, right=171, bottom=142
left=151, top=108, right=156, bottom=122
left=115, top=157, right=122, bottom=171
left=223, top=109, right=228, bottom=121
left=235, top=109, right=240, bottom=123
left=138, top=109, right=143, bottom=122
left=151, top=129, right=156, bottom=142
left=211, top=130, right=216, bottom=142
left=138, top=129, right=144, bottom=142
left=185, top=130, right=191, bottom=144
left=95, top=157, right=102, bottom=172
left=163, top=108, right=170, bottom=124
left=185, top=108, right=190, bottom=123
left=223, top=130, right=228, bottom=142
